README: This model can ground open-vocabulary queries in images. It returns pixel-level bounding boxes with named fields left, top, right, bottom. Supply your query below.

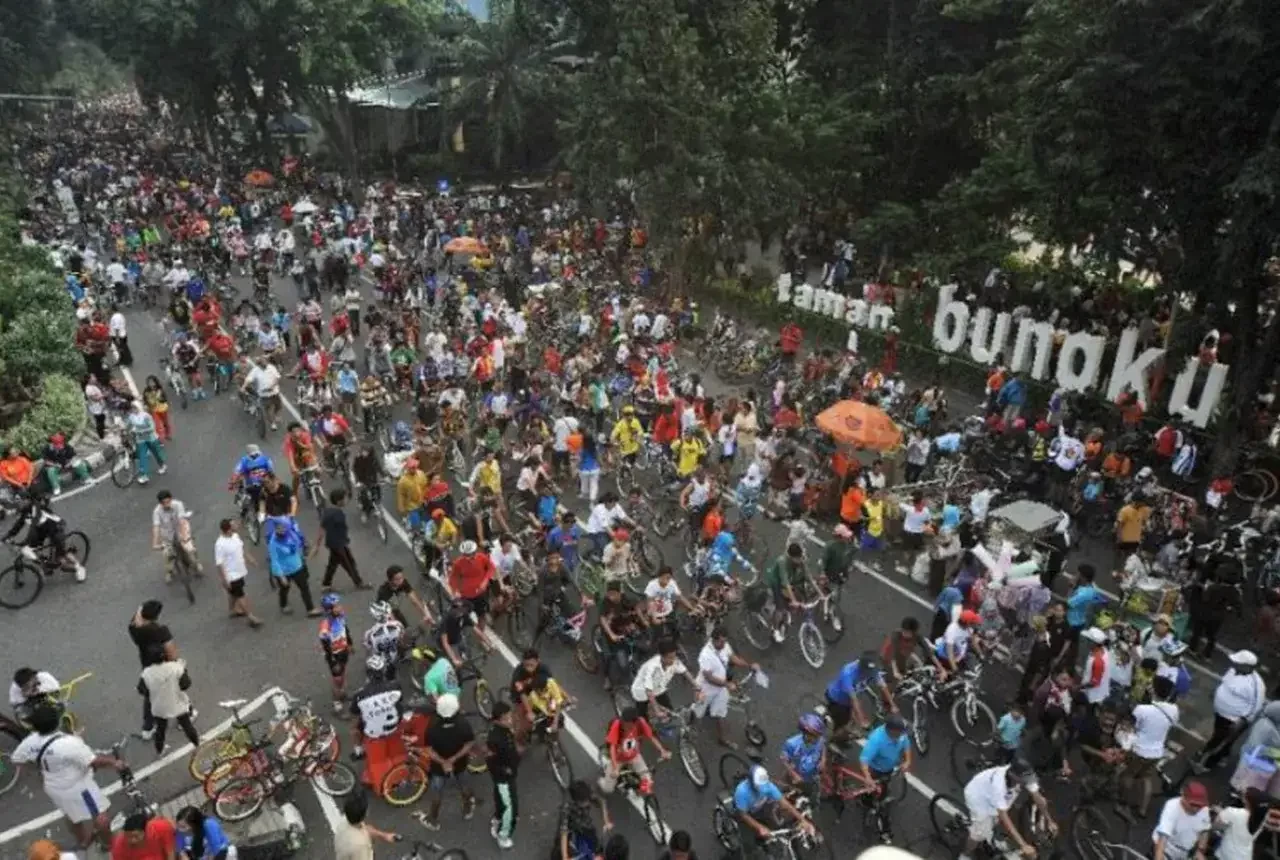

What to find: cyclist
left=763, top=543, right=809, bottom=644
left=151, top=490, right=200, bottom=583
left=422, top=644, right=462, bottom=702
left=1, top=488, right=86, bottom=581
left=693, top=527, right=753, bottom=591
left=824, top=652, right=897, bottom=741
left=317, top=592, right=352, bottom=714
left=240, top=353, right=283, bottom=431
left=643, top=564, right=699, bottom=638
left=8, top=667, right=60, bottom=724
left=314, top=404, right=353, bottom=471
left=598, top=705, right=669, bottom=795
left=230, top=443, right=273, bottom=520
left=467, top=449, right=503, bottom=503
left=821, top=523, right=856, bottom=586
left=423, top=507, right=460, bottom=574
left=358, top=374, right=392, bottom=433
left=859, top=715, right=913, bottom=841
left=171, top=331, right=206, bottom=401
left=780, top=713, right=828, bottom=797
left=363, top=600, right=406, bottom=673
left=585, top=491, right=634, bottom=561
left=348, top=654, right=405, bottom=789
left=601, top=527, right=634, bottom=579
left=283, top=421, right=319, bottom=497
left=449, top=540, right=498, bottom=640
left=351, top=444, right=386, bottom=521
left=880, top=616, right=928, bottom=684
left=525, top=670, right=573, bottom=727
left=610, top=404, right=645, bottom=466
left=733, top=758, right=815, bottom=857
left=629, top=638, right=701, bottom=722
left=960, top=757, right=1056, bottom=859
left=934, top=609, right=984, bottom=679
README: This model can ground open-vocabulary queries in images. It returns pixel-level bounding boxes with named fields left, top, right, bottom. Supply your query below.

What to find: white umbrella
left=292, top=198, right=318, bottom=215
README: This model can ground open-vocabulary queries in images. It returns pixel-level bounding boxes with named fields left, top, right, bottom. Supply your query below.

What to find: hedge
left=1, top=374, right=88, bottom=456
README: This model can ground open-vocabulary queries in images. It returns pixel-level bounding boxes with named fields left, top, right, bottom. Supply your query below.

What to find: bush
left=0, top=309, right=85, bottom=383
left=2, top=374, right=87, bottom=456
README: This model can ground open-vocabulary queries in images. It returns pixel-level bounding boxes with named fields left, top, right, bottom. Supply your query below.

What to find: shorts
left=860, top=533, right=884, bottom=551
left=325, top=650, right=350, bottom=677
left=406, top=509, right=425, bottom=531
left=788, top=492, right=805, bottom=519
left=904, top=532, right=924, bottom=551
left=463, top=592, right=490, bottom=620
left=622, top=452, right=638, bottom=465
left=693, top=685, right=730, bottom=719
left=227, top=579, right=246, bottom=599
left=635, top=692, right=673, bottom=723
left=967, top=813, right=997, bottom=843
left=429, top=768, right=475, bottom=792
left=823, top=692, right=853, bottom=731
left=720, top=452, right=735, bottom=464
left=1117, top=541, right=1139, bottom=555
left=46, top=779, right=110, bottom=824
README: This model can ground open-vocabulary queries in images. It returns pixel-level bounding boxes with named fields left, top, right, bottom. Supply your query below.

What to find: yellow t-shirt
left=396, top=471, right=428, bottom=514
left=672, top=438, right=705, bottom=477
left=611, top=418, right=644, bottom=456
left=431, top=517, right=459, bottom=547
left=473, top=460, right=502, bottom=496
left=526, top=677, right=568, bottom=715
left=864, top=500, right=885, bottom=537
left=1115, top=505, right=1149, bottom=544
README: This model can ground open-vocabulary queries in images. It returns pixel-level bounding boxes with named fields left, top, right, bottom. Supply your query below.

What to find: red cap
left=959, top=610, right=982, bottom=625
left=1182, top=781, right=1209, bottom=805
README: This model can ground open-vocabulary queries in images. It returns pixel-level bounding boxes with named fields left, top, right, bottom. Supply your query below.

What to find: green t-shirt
left=423, top=656, right=461, bottom=697
left=764, top=556, right=804, bottom=589
left=821, top=541, right=854, bottom=578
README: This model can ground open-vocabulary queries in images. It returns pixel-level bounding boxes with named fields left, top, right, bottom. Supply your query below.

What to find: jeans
left=136, top=439, right=166, bottom=477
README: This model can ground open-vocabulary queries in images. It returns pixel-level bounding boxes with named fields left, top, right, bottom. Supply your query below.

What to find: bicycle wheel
left=641, top=792, right=665, bottom=844
left=798, top=621, right=825, bottom=669
left=574, top=638, right=600, bottom=674
left=739, top=604, right=773, bottom=651
left=63, top=531, right=91, bottom=565
left=309, top=480, right=325, bottom=511
left=242, top=509, right=261, bottom=545
left=472, top=679, right=494, bottom=719
left=310, top=760, right=357, bottom=796
left=507, top=603, right=532, bottom=650
left=0, top=723, right=21, bottom=796
left=381, top=761, right=429, bottom=807
left=713, top=803, right=741, bottom=851
left=636, top=536, right=663, bottom=574
left=189, top=737, right=248, bottom=781
left=0, top=563, right=43, bottom=609
left=910, top=695, right=931, bottom=757
left=108, top=447, right=136, bottom=488
left=374, top=510, right=388, bottom=543
left=213, top=777, right=267, bottom=822
left=949, top=738, right=992, bottom=786
left=950, top=696, right=997, bottom=740
left=718, top=751, right=752, bottom=790
left=1072, top=805, right=1119, bottom=860
left=203, top=755, right=257, bottom=799
left=928, top=794, right=970, bottom=852
left=1235, top=469, right=1279, bottom=503
left=547, top=738, right=574, bottom=789
left=679, top=730, right=709, bottom=788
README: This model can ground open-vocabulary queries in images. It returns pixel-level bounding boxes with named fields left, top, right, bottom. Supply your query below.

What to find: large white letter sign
left=846, top=329, right=859, bottom=353
left=812, top=288, right=847, bottom=320
left=1010, top=318, right=1054, bottom=380
left=1056, top=331, right=1106, bottom=392
left=868, top=305, right=895, bottom=330
left=1105, top=328, right=1164, bottom=407
left=1167, top=357, right=1230, bottom=429
left=792, top=283, right=813, bottom=311
left=775, top=273, right=793, bottom=303
left=969, top=307, right=1013, bottom=364
left=933, top=283, right=969, bottom=353
left=845, top=299, right=869, bottom=327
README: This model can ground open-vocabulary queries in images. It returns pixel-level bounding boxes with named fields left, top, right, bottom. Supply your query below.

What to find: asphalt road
left=0, top=268, right=1241, bottom=860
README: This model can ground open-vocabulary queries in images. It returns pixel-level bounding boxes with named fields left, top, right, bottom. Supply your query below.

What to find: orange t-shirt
left=840, top=486, right=865, bottom=522
left=701, top=509, right=725, bottom=542
left=567, top=431, right=583, bottom=454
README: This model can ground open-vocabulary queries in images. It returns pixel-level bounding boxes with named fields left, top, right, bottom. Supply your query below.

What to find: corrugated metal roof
left=346, top=72, right=440, bottom=110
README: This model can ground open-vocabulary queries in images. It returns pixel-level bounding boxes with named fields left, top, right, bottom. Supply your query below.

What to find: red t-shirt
left=450, top=553, right=496, bottom=599
left=110, top=818, right=177, bottom=860
left=606, top=717, right=655, bottom=763
left=653, top=414, right=679, bottom=445
left=779, top=324, right=802, bottom=355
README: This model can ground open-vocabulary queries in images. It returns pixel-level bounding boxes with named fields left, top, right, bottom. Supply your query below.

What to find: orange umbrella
left=244, top=169, right=275, bottom=187
left=444, top=236, right=488, bottom=255
left=815, top=400, right=903, bottom=452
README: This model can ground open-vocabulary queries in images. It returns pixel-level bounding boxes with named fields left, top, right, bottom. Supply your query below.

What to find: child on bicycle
left=598, top=706, right=669, bottom=795
left=8, top=667, right=60, bottom=724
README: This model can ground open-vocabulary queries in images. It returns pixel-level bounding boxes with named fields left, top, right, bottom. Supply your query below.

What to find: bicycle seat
left=219, top=698, right=250, bottom=710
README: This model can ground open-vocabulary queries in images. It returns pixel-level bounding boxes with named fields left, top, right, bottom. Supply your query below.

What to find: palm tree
left=441, top=0, right=572, bottom=173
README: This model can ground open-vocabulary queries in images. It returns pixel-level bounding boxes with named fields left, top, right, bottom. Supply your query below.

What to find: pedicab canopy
left=815, top=400, right=903, bottom=452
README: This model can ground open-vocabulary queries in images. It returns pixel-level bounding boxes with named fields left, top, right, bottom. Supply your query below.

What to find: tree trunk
left=1209, top=273, right=1276, bottom=477
left=307, top=89, right=362, bottom=189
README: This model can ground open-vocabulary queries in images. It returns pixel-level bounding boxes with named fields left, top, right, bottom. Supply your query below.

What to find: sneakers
left=138, top=475, right=150, bottom=485
left=138, top=728, right=155, bottom=741
left=20, top=546, right=36, bottom=561
left=74, top=564, right=87, bottom=582
left=496, top=836, right=514, bottom=850
left=157, top=464, right=167, bottom=475
left=772, top=627, right=785, bottom=644
left=490, top=820, right=500, bottom=840
left=52, top=486, right=62, bottom=496
left=463, top=796, right=476, bottom=819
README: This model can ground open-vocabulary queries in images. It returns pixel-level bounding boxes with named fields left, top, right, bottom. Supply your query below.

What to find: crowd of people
left=6, top=96, right=1280, bottom=860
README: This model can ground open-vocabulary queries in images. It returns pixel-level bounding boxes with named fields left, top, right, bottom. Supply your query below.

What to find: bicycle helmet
left=459, top=540, right=478, bottom=555
left=859, top=651, right=881, bottom=675
left=369, top=600, right=393, bottom=622
left=1008, top=756, right=1036, bottom=783
left=320, top=592, right=341, bottom=611
left=365, top=654, right=387, bottom=674
left=884, top=715, right=908, bottom=733
left=1160, top=640, right=1189, bottom=658
left=449, top=597, right=470, bottom=615
left=798, top=713, right=825, bottom=735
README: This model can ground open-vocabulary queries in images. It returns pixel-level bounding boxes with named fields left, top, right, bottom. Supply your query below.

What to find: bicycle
left=213, top=746, right=356, bottom=821
left=234, top=485, right=262, bottom=545
left=299, top=464, right=326, bottom=510
left=0, top=530, right=92, bottom=609
left=12, top=672, right=94, bottom=736
left=0, top=714, right=21, bottom=796
left=356, top=482, right=389, bottom=543
left=381, top=727, right=491, bottom=807
left=939, top=660, right=998, bottom=740
left=167, top=529, right=199, bottom=605
left=930, top=790, right=1055, bottom=858
left=602, top=746, right=667, bottom=845
left=240, top=390, right=268, bottom=440
left=325, top=442, right=354, bottom=495
left=395, top=841, right=470, bottom=860
left=104, top=736, right=156, bottom=831
left=1072, top=804, right=1135, bottom=860
left=647, top=703, right=709, bottom=788
left=497, top=689, right=575, bottom=789
left=407, top=646, right=494, bottom=719
left=108, top=432, right=140, bottom=488
left=713, top=766, right=832, bottom=859
left=162, top=357, right=189, bottom=410
left=189, top=695, right=338, bottom=782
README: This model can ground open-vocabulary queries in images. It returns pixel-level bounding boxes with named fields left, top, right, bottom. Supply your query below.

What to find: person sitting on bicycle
left=824, top=652, right=897, bottom=742
left=598, top=705, right=669, bottom=795
left=1, top=488, right=86, bottom=581
left=351, top=444, right=386, bottom=519
left=315, top=405, right=352, bottom=465
left=439, top=596, right=478, bottom=670
left=859, top=715, right=913, bottom=838
left=283, top=422, right=318, bottom=496
left=525, top=671, right=573, bottom=727
left=538, top=551, right=582, bottom=628
left=695, top=528, right=752, bottom=591
left=171, top=332, right=206, bottom=400
left=9, top=667, right=60, bottom=724
left=449, top=540, right=499, bottom=640
left=422, top=644, right=463, bottom=704
left=933, top=609, right=984, bottom=680
left=602, top=527, right=634, bottom=579
left=735, top=463, right=764, bottom=519
left=363, top=600, right=406, bottom=674
left=881, top=616, right=928, bottom=684
left=205, top=328, right=237, bottom=379
left=359, top=374, right=392, bottom=432
left=960, top=756, right=1057, bottom=859
left=763, top=542, right=809, bottom=644
left=780, top=712, right=828, bottom=798
left=230, top=443, right=273, bottom=519
left=733, top=758, right=816, bottom=855
left=610, top=405, right=645, bottom=466
left=643, top=564, right=699, bottom=639
left=822, top=523, right=856, bottom=586
left=317, top=592, right=353, bottom=714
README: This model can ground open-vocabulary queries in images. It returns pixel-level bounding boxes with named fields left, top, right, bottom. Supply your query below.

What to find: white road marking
left=0, top=686, right=287, bottom=845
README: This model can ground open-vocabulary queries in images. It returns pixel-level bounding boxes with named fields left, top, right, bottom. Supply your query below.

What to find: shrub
left=2, top=374, right=87, bottom=456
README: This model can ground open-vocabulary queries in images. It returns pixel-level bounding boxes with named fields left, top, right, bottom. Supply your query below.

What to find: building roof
left=346, top=72, right=440, bottom=110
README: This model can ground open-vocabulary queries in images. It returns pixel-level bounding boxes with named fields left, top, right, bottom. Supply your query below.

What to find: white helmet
left=365, top=654, right=387, bottom=674
left=435, top=692, right=460, bottom=719
left=459, top=540, right=478, bottom=555
left=369, top=600, right=393, bottom=622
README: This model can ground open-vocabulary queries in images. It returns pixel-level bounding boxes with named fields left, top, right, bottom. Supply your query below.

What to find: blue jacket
left=997, top=378, right=1027, bottom=407
left=267, top=519, right=306, bottom=576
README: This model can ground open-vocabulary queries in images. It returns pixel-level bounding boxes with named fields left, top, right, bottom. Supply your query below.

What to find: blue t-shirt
left=547, top=524, right=581, bottom=568
left=175, top=816, right=233, bottom=858
left=580, top=448, right=600, bottom=473
left=859, top=725, right=909, bottom=773
left=236, top=453, right=274, bottom=486
left=935, top=433, right=962, bottom=453
left=1066, top=584, right=1102, bottom=627
left=537, top=495, right=558, bottom=527
left=997, top=713, right=1026, bottom=749
left=825, top=660, right=881, bottom=705
left=733, top=778, right=783, bottom=814
left=781, top=733, right=825, bottom=779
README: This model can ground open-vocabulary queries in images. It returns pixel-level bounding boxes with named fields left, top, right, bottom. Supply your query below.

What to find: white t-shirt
left=8, top=671, right=59, bottom=707
left=1213, top=807, right=1254, bottom=860
left=942, top=622, right=972, bottom=660
left=1131, top=701, right=1179, bottom=759
left=552, top=417, right=578, bottom=452
left=644, top=578, right=681, bottom=621
left=686, top=479, right=711, bottom=509
left=491, top=543, right=523, bottom=578
left=109, top=312, right=127, bottom=338
left=246, top=364, right=282, bottom=397
left=697, top=641, right=734, bottom=697
left=900, top=504, right=932, bottom=534
left=12, top=731, right=98, bottom=792
left=517, top=466, right=540, bottom=491
left=717, top=424, right=737, bottom=457
left=964, top=765, right=1034, bottom=819
left=631, top=655, right=687, bottom=702
left=214, top=534, right=249, bottom=582
left=586, top=502, right=628, bottom=535
left=1153, top=797, right=1211, bottom=860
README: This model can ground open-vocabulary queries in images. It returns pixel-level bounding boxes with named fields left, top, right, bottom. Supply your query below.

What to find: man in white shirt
left=551, top=413, right=579, bottom=475
left=11, top=703, right=123, bottom=850
left=693, top=627, right=760, bottom=746
left=961, top=759, right=1055, bottom=857
left=162, top=260, right=190, bottom=293
left=1197, top=650, right=1266, bottom=771
left=1080, top=627, right=1112, bottom=705
left=1152, top=781, right=1211, bottom=860
left=1120, top=675, right=1179, bottom=820
left=108, top=307, right=132, bottom=366
left=630, top=640, right=700, bottom=722
left=585, top=493, right=633, bottom=559
left=631, top=310, right=651, bottom=338
left=241, top=356, right=284, bottom=430
left=650, top=312, right=670, bottom=342
left=215, top=518, right=262, bottom=627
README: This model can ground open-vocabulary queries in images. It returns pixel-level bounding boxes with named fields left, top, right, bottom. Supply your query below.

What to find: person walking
left=214, top=518, right=263, bottom=627
left=267, top=516, right=319, bottom=616
left=487, top=701, right=521, bottom=849
left=334, top=792, right=398, bottom=860
left=312, top=489, right=368, bottom=590
left=84, top=376, right=108, bottom=439
left=126, top=400, right=167, bottom=485
left=1194, top=650, right=1266, bottom=773
left=127, top=600, right=175, bottom=740
left=139, top=647, right=199, bottom=754
left=109, top=305, right=133, bottom=367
